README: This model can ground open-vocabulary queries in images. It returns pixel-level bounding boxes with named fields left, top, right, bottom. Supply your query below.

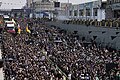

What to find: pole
left=68, top=0, right=69, bottom=3
left=67, top=0, right=70, bottom=19
left=32, top=0, right=34, bottom=18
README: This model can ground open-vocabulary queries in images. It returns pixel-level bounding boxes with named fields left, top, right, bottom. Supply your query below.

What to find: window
left=69, top=10, right=72, bottom=16
left=86, top=9, right=90, bottom=16
left=93, top=8, right=97, bottom=16
left=113, top=0, right=120, bottom=3
left=79, top=10, right=83, bottom=16
left=74, top=10, right=78, bottom=16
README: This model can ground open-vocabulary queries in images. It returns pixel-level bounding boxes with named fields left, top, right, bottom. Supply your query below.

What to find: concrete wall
left=47, top=21, right=120, bottom=50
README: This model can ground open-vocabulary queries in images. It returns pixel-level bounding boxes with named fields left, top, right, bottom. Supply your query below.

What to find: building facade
left=29, top=0, right=71, bottom=19
left=106, top=0, right=120, bottom=19
left=33, top=0, right=59, bottom=18
left=0, top=0, right=26, bottom=10
left=57, top=3, right=72, bottom=20
left=69, top=1, right=106, bottom=21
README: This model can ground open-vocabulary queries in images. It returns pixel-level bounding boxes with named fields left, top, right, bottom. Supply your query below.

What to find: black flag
left=88, top=31, right=92, bottom=34
left=111, top=36, right=117, bottom=40
left=102, top=31, right=106, bottom=34
left=74, top=31, right=78, bottom=34
left=93, top=36, right=97, bottom=40
left=82, top=37, right=85, bottom=41
left=116, top=32, right=119, bottom=35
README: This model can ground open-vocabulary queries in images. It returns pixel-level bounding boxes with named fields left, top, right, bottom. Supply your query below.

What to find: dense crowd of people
left=1, top=18, right=120, bottom=80
left=2, top=19, right=64, bottom=80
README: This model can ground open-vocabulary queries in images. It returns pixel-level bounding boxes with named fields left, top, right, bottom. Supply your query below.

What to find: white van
left=5, top=21, right=16, bottom=33
left=3, top=15, right=11, bottom=23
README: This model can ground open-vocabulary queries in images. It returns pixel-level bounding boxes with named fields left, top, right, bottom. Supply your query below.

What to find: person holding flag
left=26, top=24, right=31, bottom=33
left=12, top=18, right=16, bottom=25
left=17, top=24, right=21, bottom=34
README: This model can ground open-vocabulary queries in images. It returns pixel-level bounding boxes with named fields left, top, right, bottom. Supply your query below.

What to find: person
left=2, top=18, right=120, bottom=80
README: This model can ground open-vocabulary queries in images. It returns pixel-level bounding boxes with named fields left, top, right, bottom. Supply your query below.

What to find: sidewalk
left=0, top=49, right=4, bottom=80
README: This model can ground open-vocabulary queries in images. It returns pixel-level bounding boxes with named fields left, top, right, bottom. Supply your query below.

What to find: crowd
left=1, top=18, right=120, bottom=80
left=2, top=19, right=64, bottom=80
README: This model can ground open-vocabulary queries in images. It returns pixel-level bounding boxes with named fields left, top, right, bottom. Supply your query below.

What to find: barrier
left=63, top=19, right=120, bottom=29
left=42, top=50, right=68, bottom=80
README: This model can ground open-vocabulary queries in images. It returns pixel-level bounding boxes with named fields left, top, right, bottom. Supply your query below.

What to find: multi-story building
left=29, top=0, right=71, bottom=19
left=32, top=0, right=57, bottom=18
left=0, top=0, right=26, bottom=10
left=106, top=0, right=120, bottom=19
left=69, top=0, right=107, bottom=21
left=57, top=3, right=72, bottom=20
left=0, top=0, right=26, bottom=15
left=27, top=0, right=58, bottom=8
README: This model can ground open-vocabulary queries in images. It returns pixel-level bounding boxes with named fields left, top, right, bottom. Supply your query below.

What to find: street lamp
left=84, top=3, right=87, bottom=20
left=68, top=0, right=69, bottom=3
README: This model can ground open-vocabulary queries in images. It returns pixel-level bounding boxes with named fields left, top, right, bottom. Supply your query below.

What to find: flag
left=88, top=31, right=92, bottom=34
left=26, top=26, right=31, bottom=33
left=93, top=36, right=97, bottom=40
left=12, top=19, right=16, bottom=24
left=111, top=36, right=117, bottom=40
left=17, top=25, right=21, bottom=34
left=116, top=32, right=119, bottom=35
left=102, top=31, right=106, bottom=34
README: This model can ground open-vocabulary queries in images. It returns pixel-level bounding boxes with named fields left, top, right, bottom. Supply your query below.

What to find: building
left=27, top=0, right=58, bottom=8
left=0, top=0, right=26, bottom=10
left=57, top=3, right=72, bottom=20
left=29, top=0, right=71, bottom=19
left=106, top=0, right=120, bottom=19
left=33, top=0, right=57, bottom=18
left=0, top=0, right=26, bottom=15
left=69, top=0, right=107, bottom=21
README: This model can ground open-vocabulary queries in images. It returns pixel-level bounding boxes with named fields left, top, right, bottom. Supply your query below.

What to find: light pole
left=98, top=0, right=102, bottom=21
left=67, top=0, right=70, bottom=19
left=84, top=3, right=87, bottom=20
left=68, top=0, right=69, bottom=3
left=31, top=0, right=35, bottom=18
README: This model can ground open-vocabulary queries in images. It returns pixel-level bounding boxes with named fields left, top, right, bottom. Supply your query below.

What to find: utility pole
left=67, top=0, right=70, bottom=19
left=68, top=0, right=69, bottom=3
left=98, top=0, right=102, bottom=21
left=31, top=0, right=35, bottom=18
